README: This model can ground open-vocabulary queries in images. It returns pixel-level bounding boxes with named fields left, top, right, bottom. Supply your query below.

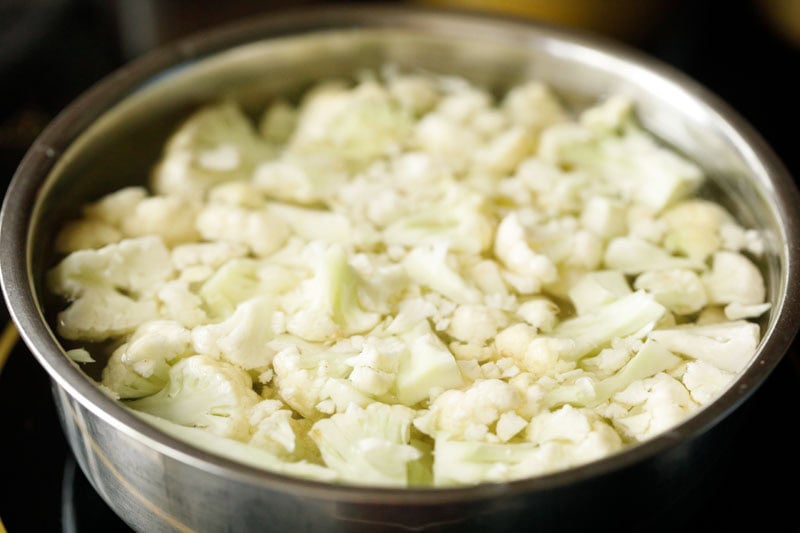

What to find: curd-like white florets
left=48, top=70, right=768, bottom=487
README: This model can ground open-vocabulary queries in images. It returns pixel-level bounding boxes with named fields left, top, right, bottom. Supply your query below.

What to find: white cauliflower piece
left=192, top=296, right=277, bottom=370
left=55, top=218, right=123, bottom=253
left=474, top=126, right=535, bottom=175
left=634, top=269, right=708, bottom=315
left=516, top=298, right=559, bottom=332
left=259, top=99, right=297, bottom=143
left=724, top=302, right=771, bottom=320
left=548, top=291, right=666, bottom=361
left=414, top=379, right=521, bottom=441
left=271, top=343, right=351, bottom=418
left=433, top=415, right=621, bottom=486
left=494, top=213, right=558, bottom=294
left=345, top=336, right=404, bottom=396
left=579, top=196, right=627, bottom=240
left=48, top=236, right=172, bottom=298
left=195, top=204, right=289, bottom=257
left=604, top=237, right=704, bottom=274
left=171, top=241, right=248, bottom=271
left=702, top=251, right=766, bottom=305
left=394, top=321, right=464, bottom=406
left=383, top=198, right=494, bottom=254
left=403, top=244, right=481, bottom=304
left=568, top=270, right=631, bottom=315
left=151, top=102, right=272, bottom=200
left=661, top=200, right=731, bottom=261
left=648, top=320, right=760, bottom=373
left=447, top=304, right=505, bottom=346
left=101, top=320, right=193, bottom=398
left=134, top=410, right=336, bottom=481
left=310, top=402, right=421, bottom=487
left=157, top=281, right=207, bottom=328
left=128, top=355, right=260, bottom=440
left=502, top=81, right=567, bottom=137
left=540, top=113, right=703, bottom=211
left=83, top=186, right=148, bottom=226
left=284, top=244, right=380, bottom=342
left=612, top=373, right=698, bottom=441
left=47, top=237, right=173, bottom=340
left=119, top=195, right=200, bottom=246
left=682, top=360, right=735, bottom=404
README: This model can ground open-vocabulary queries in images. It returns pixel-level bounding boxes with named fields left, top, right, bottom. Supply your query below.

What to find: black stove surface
left=2, top=1, right=800, bottom=532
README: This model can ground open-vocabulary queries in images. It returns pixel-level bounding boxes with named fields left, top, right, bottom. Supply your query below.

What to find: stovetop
left=1, top=1, right=799, bottom=532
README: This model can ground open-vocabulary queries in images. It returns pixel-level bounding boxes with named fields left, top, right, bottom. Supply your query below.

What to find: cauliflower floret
left=119, top=195, right=200, bottom=246
left=192, top=296, right=277, bottom=370
left=723, top=302, right=771, bottom=320
left=604, top=237, right=704, bottom=274
left=515, top=298, right=558, bottom=332
left=634, top=269, right=708, bottom=315
left=494, top=213, right=558, bottom=294
left=702, top=251, right=766, bottom=305
left=474, top=126, right=536, bottom=175
left=151, top=102, right=272, bottom=200
left=383, top=197, right=494, bottom=254
left=432, top=413, right=621, bottom=486
left=547, top=291, right=666, bottom=362
left=612, top=373, right=699, bottom=441
left=568, top=270, right=631, bottom=315
left=310, top=402, right=421, bottom=487
left=55, top=219, right=123, bottom=253
left=271, top=342, right=352, bottom=418
left=527, top=404, right=591, bottom=444
left=402, top=244, right=481, bottom=304
left=682, top=360, right=735, bottom=405
left=157, top=281, right=207, bottom=328
left=101, top=320, right=193, bottom=398
left=393, top=321, right=464, bottom=406
left=253, top=151, right=350, bottom=205
left=345, top=336, right=404, bottom=396
left=540, top=110, right=703, bottom=211
left=661, top=200, right=731, bottom=261
left=128, top=355, right=260, bottom=440
left=579, top=196, right=628, bottom=240
left=502, top=81, right=567, bottom=138
left=648, top=320, right=760, bottom=373
left=48, top=236, right=172, bottom=299
left=284, top=244, right=380, bottom=342
left=171, top=241, right=249, bottom=271
left=386, top=73, right=440, bottom=116
left=447, top=304, right=506, bottom=346
left=83, top=187, right=148, bottom=226
left=47, top=237, right=173, bottom=341
left=259, top=99, right=297, bottom=144
left=195, top=204, right=289, bottom=257
left=414, top=379, right=522, bottom=442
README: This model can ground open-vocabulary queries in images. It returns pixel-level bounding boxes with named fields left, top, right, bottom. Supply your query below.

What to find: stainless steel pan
left=2, top=6, right=798, bottom=532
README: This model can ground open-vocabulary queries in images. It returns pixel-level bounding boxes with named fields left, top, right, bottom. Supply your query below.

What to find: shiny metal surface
left=2, top=5, right=799, bottom=532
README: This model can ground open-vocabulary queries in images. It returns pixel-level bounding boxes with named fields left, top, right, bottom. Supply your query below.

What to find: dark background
left=1, top=1, right=799, bottom=531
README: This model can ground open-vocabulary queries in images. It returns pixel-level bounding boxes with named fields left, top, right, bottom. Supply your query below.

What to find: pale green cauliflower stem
left=48, top=70, right=768, bottom=487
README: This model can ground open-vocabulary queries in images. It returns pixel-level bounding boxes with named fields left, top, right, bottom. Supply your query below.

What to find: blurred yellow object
left=760, top=0, right=800, bottom=47
left=0, top=322, right=18, bottom=376
left=0, top=515, right=6, bottom=533
left=415, top=0, right=674, bottom=41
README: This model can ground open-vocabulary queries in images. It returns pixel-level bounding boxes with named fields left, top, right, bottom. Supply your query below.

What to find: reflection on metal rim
left=63, top=397, right=193, bottom=533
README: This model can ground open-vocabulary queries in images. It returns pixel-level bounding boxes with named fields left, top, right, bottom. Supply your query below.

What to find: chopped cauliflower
left=47, top=71, right=770, bottom=488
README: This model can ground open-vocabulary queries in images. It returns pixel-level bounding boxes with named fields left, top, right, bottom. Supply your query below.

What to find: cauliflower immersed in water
left=48, top=70, right=769, bottom=487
